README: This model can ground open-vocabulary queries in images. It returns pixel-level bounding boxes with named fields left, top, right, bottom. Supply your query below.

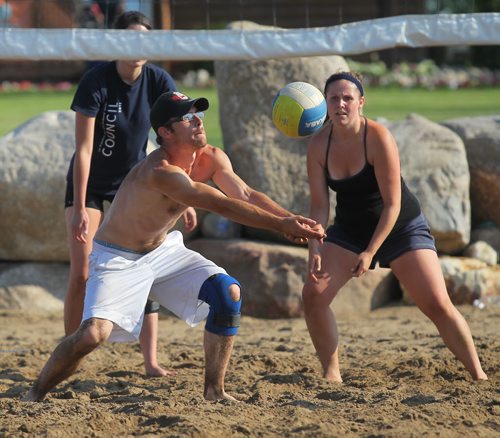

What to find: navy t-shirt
left=68, top=61, right=177, bottom=195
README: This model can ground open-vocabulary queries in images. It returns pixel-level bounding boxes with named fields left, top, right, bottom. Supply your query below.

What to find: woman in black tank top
left=302, top=71, right=487, bottom=382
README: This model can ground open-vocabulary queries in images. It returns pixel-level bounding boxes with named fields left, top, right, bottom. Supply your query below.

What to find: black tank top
left=325, top=119, right=421, bottom=242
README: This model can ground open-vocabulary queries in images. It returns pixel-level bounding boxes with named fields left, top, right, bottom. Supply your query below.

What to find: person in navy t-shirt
left=64, top=10, right=196, bottom=377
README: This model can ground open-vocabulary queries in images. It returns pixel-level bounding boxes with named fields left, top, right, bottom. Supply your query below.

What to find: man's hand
left=282, top=216, right=325, bottom=242
left=284, top=222, right=325, bottom=245
left=284, top=234, right=308, bottom=244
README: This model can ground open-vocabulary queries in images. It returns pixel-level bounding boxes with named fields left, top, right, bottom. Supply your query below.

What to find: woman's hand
left=307, top=236, right=325, bottom=283
left=351, top=251, right=373, bottom=277
left=182, top=207, right=198, bottom=232
left=308, top=250, right=323, bottom=283
left=71, top=208, right=89, bottom=244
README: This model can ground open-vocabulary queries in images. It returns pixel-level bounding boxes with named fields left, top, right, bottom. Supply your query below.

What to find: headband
left=324, top=73, right=364, bottom=96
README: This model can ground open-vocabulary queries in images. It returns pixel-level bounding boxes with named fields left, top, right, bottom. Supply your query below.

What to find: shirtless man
left=25, top=91, right=324, bottom=402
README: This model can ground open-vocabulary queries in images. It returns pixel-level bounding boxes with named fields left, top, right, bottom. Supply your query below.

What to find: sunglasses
left=167, top=111, right=205, bottom=126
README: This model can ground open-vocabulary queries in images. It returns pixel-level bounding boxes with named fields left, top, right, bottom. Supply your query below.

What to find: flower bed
left=347, top=59, right=500, bottom=89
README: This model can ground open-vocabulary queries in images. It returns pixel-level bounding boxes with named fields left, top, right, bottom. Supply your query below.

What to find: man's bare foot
left=204, top=388, right=240, bottom=402
left=145, top=364, right=176, bottom=377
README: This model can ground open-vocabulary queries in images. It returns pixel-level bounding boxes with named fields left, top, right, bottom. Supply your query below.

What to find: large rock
left=332, top=269, right=399, bottom=319
left=471, top=224, right=500, bottom=255
left=201, top=212, right=242, bottom=239
left=402, top=256, right=500, bottom=305
left=214, top=20, right=347, bottom=241
left=187, top=238, right=397, bottom=319
left=440, top=256, right=500, bottom=304
left=463, top=241, right=498, bottom=266
left=0, top=262, right=68, bottom=311
left=384, top=114, right=470, bottom=254
left=0, top=111, right=74, bottom=261
left=188, top=238, right=308, bottom=318
left=441, top=115, right=500, bottom=227
left=0, top=113, right=182, bottom=262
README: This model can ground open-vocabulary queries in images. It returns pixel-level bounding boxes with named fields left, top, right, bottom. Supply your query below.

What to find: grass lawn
left=0, top=89, right=75, bottom=137
left=363, top=87, right=500, bottom=122
left=0, top=86, right=223, bottom=146
left=0, top=86, right=498, bottom=147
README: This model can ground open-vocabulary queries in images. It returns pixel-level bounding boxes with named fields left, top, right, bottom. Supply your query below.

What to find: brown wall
left=170, top=0, right=426, bottom=29
left=0, top=0, right=81, bottom=82
left=5, top=0, right=76, bottom=28
left=168, top=0, right=428, bottom=65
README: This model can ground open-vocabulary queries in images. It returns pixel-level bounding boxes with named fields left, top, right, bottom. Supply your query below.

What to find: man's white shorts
left=82, top=231, right=226, bottom=342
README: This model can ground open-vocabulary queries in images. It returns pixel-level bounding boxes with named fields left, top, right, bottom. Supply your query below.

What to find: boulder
left=188, top=238, right=307, bottom=318
left=384, top=114, right=470, bottom=254
left=0, top=111, right=75, bottom=261
left=402, top=256, right=500, bottom=305
left=0, top=113, right=185, bottom=262
left=0, top=262, right=68, bottom=311
left=332, top=269, right=399, bottom=319
left=463, top=241, right=498, bottom=266
left=471, top=223, right=500, bottom=256
left=441, top=115, right=500, bottom=227
left=187, top=238, right=397, bottom=318
left=201, top=212, right=242, bottom=239
left=214, top=20, right=347, bottom=241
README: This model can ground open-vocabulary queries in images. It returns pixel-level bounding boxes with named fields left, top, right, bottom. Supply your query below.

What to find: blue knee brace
left=198, top=274, right=242, bottom=336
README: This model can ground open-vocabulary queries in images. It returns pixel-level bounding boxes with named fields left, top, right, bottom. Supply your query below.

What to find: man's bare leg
left=203, top=330, right=238, bottom=401
left=139, top=312, right=174, bottom=377
left=24, top=318, right=113, bottom=401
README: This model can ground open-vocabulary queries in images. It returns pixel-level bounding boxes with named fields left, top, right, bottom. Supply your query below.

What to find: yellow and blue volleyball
left=272, top=82, right=327, bottom=138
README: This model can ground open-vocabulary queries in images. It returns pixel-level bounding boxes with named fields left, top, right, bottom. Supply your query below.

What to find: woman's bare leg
left=302, top=243, right=356, bottom=382
left=391, top=249, right=487, bottom=380
left=139, top=312, right=173, bottom=377
left=64, top=207, right=102, bottom=335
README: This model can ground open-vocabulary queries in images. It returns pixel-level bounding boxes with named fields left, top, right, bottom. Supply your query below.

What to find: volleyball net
left=1, top=13, right=499, bottom=60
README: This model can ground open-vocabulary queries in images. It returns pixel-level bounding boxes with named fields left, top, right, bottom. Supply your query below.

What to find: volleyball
left=272, top=82, right=327, bottom=138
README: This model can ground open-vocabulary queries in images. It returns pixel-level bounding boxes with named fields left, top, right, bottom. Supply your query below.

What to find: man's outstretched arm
left=153, top=166, right=324, bottom=242
left=206, top=148, right=292, bottom=216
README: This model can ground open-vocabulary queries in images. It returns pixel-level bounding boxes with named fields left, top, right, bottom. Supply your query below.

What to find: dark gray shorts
left=325, top=213, right=436, bottom=269
left=64, top=182, right=115, bottom=211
